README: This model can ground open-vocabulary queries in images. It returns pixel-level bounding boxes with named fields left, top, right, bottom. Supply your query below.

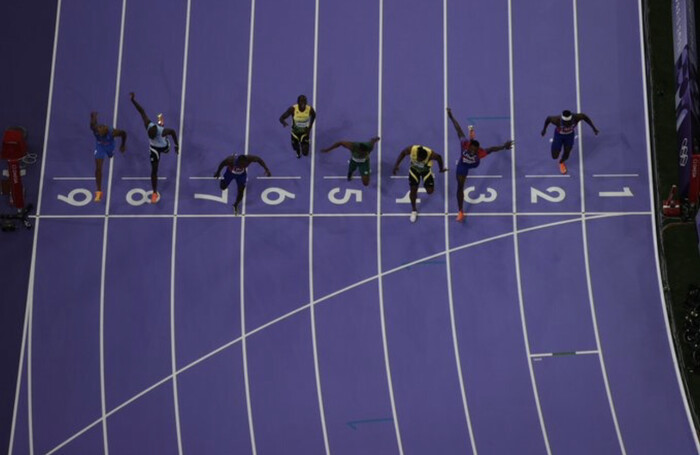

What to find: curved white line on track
left=43, top=212, right=633, bottom=455
left=572, top=1, right=626, bottom=452
left=442, top=0, right=477, bottom=452
left=9, top=2, right=63, bottom=454
left=507, top=2, right=552, bottom=453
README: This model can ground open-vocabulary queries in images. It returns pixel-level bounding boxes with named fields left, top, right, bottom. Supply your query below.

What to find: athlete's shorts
left=291, top=129, right=309, bottom=150
left=408, top=166, right=434, bottom=188
left=220, top=168, right=247, bottom=190
left=348, top=158, right=370, bottom=176
left=456, top=160, right=480, bottom=177
left=150, top=144, right=170, bottom=164
left=94, top=148, right=114, bottom=160
left=551, top=131, right=575, bottom=152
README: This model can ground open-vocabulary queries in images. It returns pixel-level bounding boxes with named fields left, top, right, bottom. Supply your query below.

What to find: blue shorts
left=220, top=168, right=247, bottom=189
left=456, top=161, right=480, bottom=177
left=552, top=131, right=575, bottom=152
left=94, top=148, right=114, bottom=160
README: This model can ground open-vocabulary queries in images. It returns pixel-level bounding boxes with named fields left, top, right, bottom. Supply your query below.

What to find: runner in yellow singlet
left=279, top=94, right=316, bottom=158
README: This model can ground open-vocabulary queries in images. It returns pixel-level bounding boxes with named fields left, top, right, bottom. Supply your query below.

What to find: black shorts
left=291, top=130, right=309, bottom=148
left=408, top=166, right=434, bottom=188
left=149, top=144, right=170, bottom=164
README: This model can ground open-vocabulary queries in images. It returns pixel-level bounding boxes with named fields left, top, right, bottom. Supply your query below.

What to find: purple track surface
left=8, top=0, right=699, bottom=454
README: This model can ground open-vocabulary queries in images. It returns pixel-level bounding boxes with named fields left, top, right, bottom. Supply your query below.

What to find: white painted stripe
left=28, top=210, right=654, bottom=220
left=51, top=177, right=94, bottom=180
left=14, top=3, right=64, bottom=453
left=507, top=2, right=552, bottom=453
left=241, top=0, right=258, bottom=452
left=97, top=1, right=128, bottom=452
left=121, top=176, right=167, bottom=180
left=442, top=1, right=477, bottom=451
left=308, top=0, right=331, bottom=452
left=573, top=2, right=626, bottom=452
left=524, top=174, right=571, bottom=178
left=377, top=0, right=403, bottom=452
left=530, top=350, right=600, bottom=358
left=468, top=174, right=503, bottom=178
left=573, top=0, right=627, bottom=455
left=188, top=176, right=217, bottom=180
left=254, top=175, right=301, bottom=180
left=168, top=1, right=191, bottom=453
left=322, top=175, right=350, bottom=179
left=44, top=211, right=627, bottom=455
left=592, top=173, right=639, bottom=178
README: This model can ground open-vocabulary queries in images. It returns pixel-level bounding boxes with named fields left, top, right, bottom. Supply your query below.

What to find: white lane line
left=592, top=174, right=639, bottom=178
left=322, top=175, right=349, bottom=179
left=255, top=175, right=301, bottom=180
left=507, top=2, right=552, bottom=453
left=29, top=210, right=654, bottom=220
left=241, top=0, right=258, bottom=452
left=52, top=177, right=94, bottom=180
left=573, top=1, right=626, bottom=452
left=121, top=176, right=167, bottom=180
left=97, top=0, right=128, bottom=452
left=378, top=1, right=403, bottom=452
left=639, top=0, right=700, bottom=449
left=13, top=2, right=64, bottom=454
left=168, top=1, right=191, bottom=453
left=524, top=174, right=571, bottom=178
left=188, top=176, right=217, bottom=180
left=468, top=175, right=503, bottom=178
left=308, top=0, right=330, bottom=452
left=443, top=0, right=477, bottom=451
left=44, top=212, right=626, bottom=455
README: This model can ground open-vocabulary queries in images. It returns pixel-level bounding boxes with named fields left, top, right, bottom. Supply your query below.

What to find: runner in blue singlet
left=90, top=111, right=127, bottom=202
left=129, top=92, right=180, bottom=203
left=541, top=110, right=599, bottom=174
left=213, top=153, right=271, bottom=214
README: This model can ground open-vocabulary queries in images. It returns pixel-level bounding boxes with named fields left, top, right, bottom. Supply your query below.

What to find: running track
left=7, top=0, right=699, bottom=454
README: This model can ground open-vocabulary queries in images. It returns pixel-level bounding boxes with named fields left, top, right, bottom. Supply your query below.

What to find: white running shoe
left=410, top=211, right=417, bottom=223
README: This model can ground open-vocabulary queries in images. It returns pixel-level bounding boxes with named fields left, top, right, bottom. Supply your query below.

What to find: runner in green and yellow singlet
left=321, top=136, right=380, bottom=186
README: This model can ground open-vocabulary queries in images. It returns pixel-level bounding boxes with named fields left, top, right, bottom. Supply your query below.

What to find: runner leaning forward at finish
left=541, top=109, right=599, bottom=175
left=279, top=95, right=316, bottom=158
left=90, top=111, right=126, bottom=202
left=213, top=153, right=271, bottom=215
left=321, top=136, right=380, bottom=186
left=129, top=92, right=179, bottom=203
left=393, top=144, right=447, bottom=223
left=447, top=107, right=513, bottom=222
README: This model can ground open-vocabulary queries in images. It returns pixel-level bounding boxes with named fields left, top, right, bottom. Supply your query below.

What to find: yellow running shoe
left=94, top=191, right=103, bottom=202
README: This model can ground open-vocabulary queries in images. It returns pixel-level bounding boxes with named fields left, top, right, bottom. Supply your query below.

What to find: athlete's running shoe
left=151, top=192, right=159, bottom=204
left=233, top=203, right=239, bottom=215
left=410, top=211, right=418, bottom=223
left=456, top=210, right=465, bottom=222
left=94, top=191, right=103, bottom=202
left=559, top=162, right=567, bottom=174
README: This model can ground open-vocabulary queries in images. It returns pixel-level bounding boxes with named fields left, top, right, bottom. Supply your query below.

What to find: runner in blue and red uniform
left=541, top=109, right=599, bottom=174
left=90, top=111, right=127, bottom=202
left=213, top=153, right=271, bottom=214
left=447, top=108, right=513, bottom=222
